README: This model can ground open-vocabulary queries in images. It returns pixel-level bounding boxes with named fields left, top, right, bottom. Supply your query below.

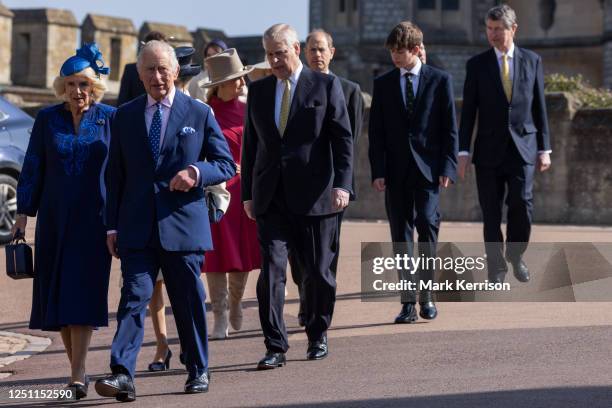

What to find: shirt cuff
left=458, top=151, right=470, bottom=156
left=334, top=188, right=350, bottom=194
left=107, top=230, right=117, bottom=235
left=189, top=165, right=201, bottom=185
left=538, top=150, right=552, bottom=154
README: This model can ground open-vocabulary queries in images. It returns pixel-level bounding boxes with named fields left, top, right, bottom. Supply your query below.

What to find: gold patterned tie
left=502, top=53, right=512, bottom=102
left=279, top=79, right=291, bottom=136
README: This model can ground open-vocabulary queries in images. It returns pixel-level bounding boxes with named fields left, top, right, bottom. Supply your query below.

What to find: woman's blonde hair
left=52, top=67, right=107, bottom=103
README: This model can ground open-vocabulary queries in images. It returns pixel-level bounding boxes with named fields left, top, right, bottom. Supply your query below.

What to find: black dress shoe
left=71, top=382, right=88, bottom=400
left=306, top=335, right=328, bottom=360
left=184, top=372, right=209, bottom=394
left=394, top=303, right=417, bottom=324
left=419, top=301, right=438, bottom=320
left=148, top=349, right=172, bottom=372
left=488, top=271, right=507, bottom=284
left=509, top=259, right=530, bottom=282
left=95, top=373, right=136, bottom=402
left=256, top=350, right=286, bottom=370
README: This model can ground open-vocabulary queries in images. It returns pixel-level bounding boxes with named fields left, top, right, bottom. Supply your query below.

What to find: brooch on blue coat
left=96, top=119, right=105, bottom=125
left=181, top=126, right=196, bottom=136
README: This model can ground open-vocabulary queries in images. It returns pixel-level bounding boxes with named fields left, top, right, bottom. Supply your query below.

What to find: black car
left=0, top=96, right=34, bottom=244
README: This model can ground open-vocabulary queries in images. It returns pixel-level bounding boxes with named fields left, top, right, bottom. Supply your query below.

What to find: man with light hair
left=242, top=23, right=353, bottom=369
left=95, top=40, right=235, bottom=400
left=459, top=4, right=551, bottom=284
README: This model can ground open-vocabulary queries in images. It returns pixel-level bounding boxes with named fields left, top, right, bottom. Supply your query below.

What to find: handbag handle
left=11, top=228, right=26, bottom=244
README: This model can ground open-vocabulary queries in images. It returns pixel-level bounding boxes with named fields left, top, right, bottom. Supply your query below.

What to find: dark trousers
left=475, top=142, right=534, bottom=275
left=110, top=229, right=208, bottom=378
left=384, top=162, right=440, bottom=304
left=289, top=211, right=343, bottom=323
left=256, top=187, right=338, bottom=352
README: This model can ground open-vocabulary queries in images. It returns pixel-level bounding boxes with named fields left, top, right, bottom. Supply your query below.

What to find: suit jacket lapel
left=414, top=64, right=429, bottom=110
left=392, top=68, right=408, bottom=115
left=287, top=66, right=314, bottom=126
left=511, top=47, right=523, bottom=105
left=159, top=90, right=188, bottom=168
left=136, top=95, right=156, bottom=167
left=263, top=76, right=281, bottom=138
left=486, top=48, right=508, bottom=104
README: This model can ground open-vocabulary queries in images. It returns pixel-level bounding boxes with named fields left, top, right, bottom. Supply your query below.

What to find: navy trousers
left=475, top=142, right=535, bottom=275
left=110, top=231, right=208, bottom=378
left=384, top=160, right=440, bottom=303
left=256, top=186, right=338, bottom=352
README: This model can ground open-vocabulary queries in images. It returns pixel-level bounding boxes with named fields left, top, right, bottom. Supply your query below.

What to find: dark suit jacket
left=368, top=64, right=458, bottom=187
left=117, top=63, right=146, bottom=106
left=459, top=46, right=551, bottom=167
left=241, top=66, right=353, bottom=217
left=107, top=90, right=236, bottom=251
left=332, top=72, right=365, bottom=200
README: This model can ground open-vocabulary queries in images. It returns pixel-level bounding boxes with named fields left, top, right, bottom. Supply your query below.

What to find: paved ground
left=0, top=220, right=611, bottom=407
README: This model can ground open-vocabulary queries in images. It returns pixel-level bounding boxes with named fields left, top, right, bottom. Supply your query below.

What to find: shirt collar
left=277, top=62, right=303, bottom=86
left=494, top=42, right=515, bottom=59
left=147, top=85, right=176, bottom=109
left=399, top=58, right=422, bottom=77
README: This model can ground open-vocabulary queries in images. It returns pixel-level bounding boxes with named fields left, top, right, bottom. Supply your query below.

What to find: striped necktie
left=502, top=53, right=512, bottom=102
left=278, top=79, right=291, bottom=136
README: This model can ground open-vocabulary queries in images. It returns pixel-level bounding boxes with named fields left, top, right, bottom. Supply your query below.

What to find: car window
left=0, top=110, right=8, bottom=122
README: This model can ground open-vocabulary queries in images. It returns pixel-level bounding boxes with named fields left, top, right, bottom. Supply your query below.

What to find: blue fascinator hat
left=60, top=43, right=110, bottom=77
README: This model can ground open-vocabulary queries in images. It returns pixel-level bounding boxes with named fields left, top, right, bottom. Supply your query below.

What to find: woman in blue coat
left=12, top=43, right=114, bottom=400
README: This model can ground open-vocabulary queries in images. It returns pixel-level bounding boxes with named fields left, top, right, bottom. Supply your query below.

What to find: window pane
left=418, top=0, right=436, bottom=9
left=442, top=0, right=459, bottom=10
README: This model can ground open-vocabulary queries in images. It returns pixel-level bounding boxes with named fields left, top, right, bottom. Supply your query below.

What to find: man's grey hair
left=262, top=23, right=300, bottom=50
left=306, top=29, right=334, bottom=49
left=137, top=40, right=179, bottom=71
left=485, top=4, right=517, bottom=29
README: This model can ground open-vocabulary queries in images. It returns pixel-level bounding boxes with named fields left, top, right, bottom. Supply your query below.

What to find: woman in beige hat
left=200, top=48, right=261, bottom=339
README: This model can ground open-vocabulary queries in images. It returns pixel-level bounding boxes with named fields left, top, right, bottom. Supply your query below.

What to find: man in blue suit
left=241, top=23, right=353, bottom=369
left=458, top=5, right=551, bottom=284
left=95, top=40, right=235, bottom=401
left=368, top=21, right=458, bottom=324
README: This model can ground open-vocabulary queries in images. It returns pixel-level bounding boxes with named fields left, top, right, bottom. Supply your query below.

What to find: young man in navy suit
left=96, top=40, right=235, bottom=401
left=458, top=5, right=551, bottom=284
left=242, top=23, right=353, bottom=369
left=369, top=22, right=458, bottom=324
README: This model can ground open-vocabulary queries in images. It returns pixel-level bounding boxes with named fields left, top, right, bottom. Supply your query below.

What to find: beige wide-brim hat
left=201, top=48, right=254, bottom=88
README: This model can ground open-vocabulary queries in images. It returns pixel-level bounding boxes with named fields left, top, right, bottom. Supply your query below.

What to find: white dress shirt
left=274, top=62, right=303, bottom=130
left=399, top=58, right=422, bottom=108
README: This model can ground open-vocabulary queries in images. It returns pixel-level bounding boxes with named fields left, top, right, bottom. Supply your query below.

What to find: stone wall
left=10, top=9, right=78, bottom=88
left=81, top=14, right=138, bottom=89
left=346, top=93, right=612, bottom=225
left=0, top=4, right=12, bottom=85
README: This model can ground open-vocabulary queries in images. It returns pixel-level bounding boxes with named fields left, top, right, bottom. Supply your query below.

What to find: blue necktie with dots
left=148, top=102, right=162, bottom=164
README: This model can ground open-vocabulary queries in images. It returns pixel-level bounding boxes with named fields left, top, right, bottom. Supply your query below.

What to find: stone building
left=81, top=13, right=138, bottom=88
left=192, top=28, right=229, bottom=64
left=10, top=8, right=79, bottom=88
left=310, top=0, right=611, bottom=95
left=139, top=21, right=192, bottom=47
left=0, top=2, right=13, bottom=85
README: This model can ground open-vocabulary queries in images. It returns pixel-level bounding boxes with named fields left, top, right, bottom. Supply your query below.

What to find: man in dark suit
left=116, top=31, right=167, bottom=106
left=458, top=4, right=551, bottom=284
left=368, top=21, right=458, bottom=324
left=241, top=23, right=353, bottom=369
left=288, top=28, right=365, bottom=327
left=95, top=40, right=235, bottom=401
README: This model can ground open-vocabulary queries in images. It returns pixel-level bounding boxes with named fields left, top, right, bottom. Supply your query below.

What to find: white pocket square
left=181, top=126, right=196, bottom=135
